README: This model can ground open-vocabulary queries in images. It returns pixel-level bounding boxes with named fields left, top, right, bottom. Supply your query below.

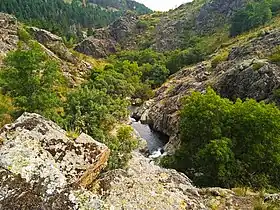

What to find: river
left=129, top=107, right=169, bottom=153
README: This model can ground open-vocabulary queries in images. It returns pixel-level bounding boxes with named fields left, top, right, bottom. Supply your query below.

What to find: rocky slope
left=78, top=0, right=250, bottom=55
left=74, top=12, right=139, bottom=58
left=0, top=12, right=98, bottom=84
left=135, top=26, right=280, bottom=152
left=88, top=0, right=152, bottom=14
left=0, top=13, right=18, bottom=55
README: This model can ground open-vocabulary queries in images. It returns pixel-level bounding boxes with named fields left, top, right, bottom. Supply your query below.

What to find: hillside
left=2, top=0, right=280, bottom=209
left=0, top=0, right=151, bottom=43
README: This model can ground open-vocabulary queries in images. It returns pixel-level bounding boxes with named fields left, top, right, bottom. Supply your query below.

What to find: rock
left=29, top=26, right=62, bottom=43
left=0, top=13, right=18, bottom=54
left=195, top=0, right=247, bottom=34
left=98, top=151, right=207, bottom=210
left=0, top=113, right=109, bottom=209
left=109, top=13, right=138, bottom=43
left=74, top=37, right=116, bottom=58
left=29, top=27, right=79, bottom=64
left=74, top=13, right=138, bottom=58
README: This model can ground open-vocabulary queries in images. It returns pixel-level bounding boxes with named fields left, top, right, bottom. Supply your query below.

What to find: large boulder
left=0, top=13, right=18, bottom=55
left=74, top=13, right=138, bottom=58
left=109, top=13, right=138, bottom=43
left=0, top=113, right=109, bottom=209
left=29, top=27, right=79, bottom=65
left=74, top=37, right=116, bottom=58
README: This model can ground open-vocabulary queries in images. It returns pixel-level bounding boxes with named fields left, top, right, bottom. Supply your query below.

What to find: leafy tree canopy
left=162, top=88, right=280, bottom=190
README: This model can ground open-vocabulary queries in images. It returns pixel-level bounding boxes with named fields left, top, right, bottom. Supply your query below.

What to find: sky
left=135, top=0, right=191, bottom=11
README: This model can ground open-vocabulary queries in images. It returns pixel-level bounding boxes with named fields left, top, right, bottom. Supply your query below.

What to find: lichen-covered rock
left=0, top=13, right=18, bottom=54
left=99, top=151, right=207, bottom=209
left=0, top=113, right=109, bottom=209
left=96, top=151, right=255, bottom=209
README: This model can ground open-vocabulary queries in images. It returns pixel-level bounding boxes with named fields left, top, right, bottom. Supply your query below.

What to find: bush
left=18, top=27, right=32, bottom=42
left=269, top=46, right=280, bottom=63
left=211, top=51, right=229, bottom=68
left=64, top=86, right=129, bottom=141
left=106, top=126, right=138, bottom=170
left=162, top=88, right=280, bottom=190
left=166, top=49, right=204, bottom=74
left=141, top=63, right=170, bottom=88
left=230, top=0, right=272, bottom=36
left=270, top=0, right=280, bottom=15
left=63, top=86, right=137, bottom=169
left=136, top=20, right=149, bottom=30
left=0, top=42, right=65, bottom=121
left=0, top=94, right=15, bottom=127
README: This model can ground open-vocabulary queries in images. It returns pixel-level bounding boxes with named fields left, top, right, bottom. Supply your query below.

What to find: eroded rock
left=0, top=12, right=18, bottom=57
left=0, top=113, right=109, bottom=209
left=74, top=37, right=116, bottom=58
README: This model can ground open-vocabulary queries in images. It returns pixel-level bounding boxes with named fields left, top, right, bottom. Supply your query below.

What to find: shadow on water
left=129, top=106, right=169, bottom=153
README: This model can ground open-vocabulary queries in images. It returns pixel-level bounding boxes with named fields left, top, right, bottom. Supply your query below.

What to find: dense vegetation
left=230, top=0, right=280, bottom=36
left=162, top=88, right=280, bottom=190
left=112, top=48, right=205, bottom=85
left=0, top=0, right=121, bottom=41
left=0, top=41, right=139, bottom=170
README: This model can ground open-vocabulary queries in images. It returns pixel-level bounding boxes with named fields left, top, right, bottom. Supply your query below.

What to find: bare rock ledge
left=0, top=112, right=109, bottom=209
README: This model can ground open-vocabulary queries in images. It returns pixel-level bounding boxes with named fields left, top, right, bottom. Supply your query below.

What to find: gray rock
left=0, top=113, right=109, bottom=209
left=74, top=37, right=116, bottom=58
left=0, top=13, right=18, bottom=55
left=29, top=27, right=79, bottom=64
left=109, top=13, right=138, bottom=43
left=99, top=151, right=207, bottom=210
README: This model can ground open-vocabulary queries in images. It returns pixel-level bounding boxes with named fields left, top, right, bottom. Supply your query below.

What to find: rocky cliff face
left=137, top=28, right=280, bottom=152
left=0, top=13, right=18, bottom=66
left=0, top=112, right=109, bottom=209
left=75, top=13, right=138, bottom=58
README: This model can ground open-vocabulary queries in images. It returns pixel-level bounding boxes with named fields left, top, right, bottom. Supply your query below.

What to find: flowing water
left=129, top=106, right=169, bottom=153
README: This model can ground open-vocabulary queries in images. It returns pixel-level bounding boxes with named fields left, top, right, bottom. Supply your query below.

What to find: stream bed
left=129, top=106, right=169, bottom=153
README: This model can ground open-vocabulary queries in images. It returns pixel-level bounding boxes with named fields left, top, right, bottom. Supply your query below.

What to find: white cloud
left=135, top=0, right=191, bottom=11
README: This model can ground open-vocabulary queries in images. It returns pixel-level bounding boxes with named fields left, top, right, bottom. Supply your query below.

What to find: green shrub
left=17, top=26, right=32, bottom=42
left=162, top=88, right=280, bottom=190
left=211, top=51, right=229, bottom=68
left=136, top=20, right=149, bottom=30
left=230, top=0, right=272, bottom=36
left=270, top=0, right=280, bottom=15
left=166, top=49, right=204, bottom=74
left=0, top=42, right=65, bottom=121
left=106, top=126, right=138, bottom=170
left=63, top=86, right=137, bottom=169
left=269, top=46, right=280, bottom=63
left=0, top=94, right=14, bottom=127
left=141, top=63, right=169, bottom=88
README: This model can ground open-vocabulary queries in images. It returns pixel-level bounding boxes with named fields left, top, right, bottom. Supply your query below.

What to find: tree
left=162, top=88, right=280, bottom=190
left=230, top=0, right=272, bottom=36
left=166, top=49, right=204, bottom=74
left=0, top=43, right=64, bottom=120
